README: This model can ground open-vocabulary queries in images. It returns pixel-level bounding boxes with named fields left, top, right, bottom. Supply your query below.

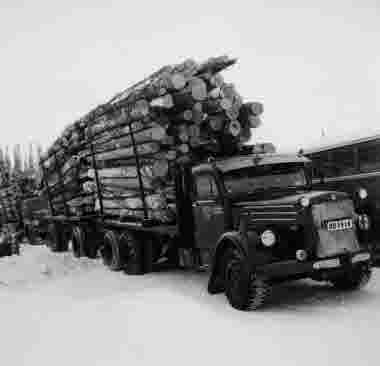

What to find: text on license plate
left=326, top=218, right=353, bottom=231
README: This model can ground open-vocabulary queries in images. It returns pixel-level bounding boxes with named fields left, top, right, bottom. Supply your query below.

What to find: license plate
left=313, top=258, right=340, bottom=269
left=326, top=218, right=353, bottom=231
left=352, top=252, right=370, bottom=263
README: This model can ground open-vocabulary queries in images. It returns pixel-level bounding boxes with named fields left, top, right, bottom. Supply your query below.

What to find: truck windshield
left=223, top=164, right=308, bottom=196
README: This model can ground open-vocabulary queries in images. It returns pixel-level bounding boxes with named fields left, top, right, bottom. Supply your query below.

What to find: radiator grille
left=311, top=199, right=360, bottom=258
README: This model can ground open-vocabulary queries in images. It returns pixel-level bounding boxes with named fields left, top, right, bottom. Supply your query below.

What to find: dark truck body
left=0, top=183, right=22, bottom=256
left=0, top=179, right=48, bottom=249
left=301, top=135, right=380, bottom=263
left=20, top=194, right=50, bottom=245
left=40, top=139, right=373, bottom=309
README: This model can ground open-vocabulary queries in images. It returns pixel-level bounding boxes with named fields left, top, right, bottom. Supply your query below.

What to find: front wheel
left=223, top=247, right=271, bottom=311
left=330, top=264, right=372, bottom=290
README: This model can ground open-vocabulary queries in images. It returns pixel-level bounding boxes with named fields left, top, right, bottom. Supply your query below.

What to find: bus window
left=329, top=147, right=356, bottom=176
left=310, top=151, right=334, bottom=178
left=358, top=140, right=380, bottom=173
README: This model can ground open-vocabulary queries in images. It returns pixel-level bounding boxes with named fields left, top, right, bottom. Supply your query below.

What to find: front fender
left=207, top=231, right=261, bottom=294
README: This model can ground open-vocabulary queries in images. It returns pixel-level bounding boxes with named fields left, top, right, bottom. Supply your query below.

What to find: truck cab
left=182, top=153, right=372, bottom=310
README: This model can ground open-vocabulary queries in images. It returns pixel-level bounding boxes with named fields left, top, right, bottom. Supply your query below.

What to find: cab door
left=193, top=173, right=225, bottom=249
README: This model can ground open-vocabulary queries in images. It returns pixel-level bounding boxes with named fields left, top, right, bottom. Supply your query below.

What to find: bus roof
left=301, top=130, right=380, bottom=155
left=215, top=153, right=310, bottom=172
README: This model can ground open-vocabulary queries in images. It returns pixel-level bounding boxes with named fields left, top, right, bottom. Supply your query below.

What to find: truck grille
left=311, top=199, right=360, bottom=258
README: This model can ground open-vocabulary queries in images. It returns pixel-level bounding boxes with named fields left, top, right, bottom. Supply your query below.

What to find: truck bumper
left=372, top=251, right=380, bottom=267
left=255, top=251, right=371, bottom=279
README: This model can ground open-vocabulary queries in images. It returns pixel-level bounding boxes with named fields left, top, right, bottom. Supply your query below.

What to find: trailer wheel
left=71, top=226, right=86, bottom=258
left=120, top=231, right=144, bottom=275
left=25, top=225, right=40, bottom=246
left=47, top=223, right=66, bottom=252
left=223, top=247, right=270, bottom=311
left=100, top=230, right=123, bottom=271
left=330, top=264, right=372, bottom=290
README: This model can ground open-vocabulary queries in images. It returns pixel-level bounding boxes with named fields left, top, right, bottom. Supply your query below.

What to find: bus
left=301, top=133, right=380, bottom=261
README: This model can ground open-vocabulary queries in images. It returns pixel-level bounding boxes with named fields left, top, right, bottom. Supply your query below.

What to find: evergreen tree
left=5, top=145, right=12, bottom=173
left=13, top=144, right=22, bottom=174
left=0, top=146, right=4, bottom=169
left=36, top=143, right=43, bottom=166
left=0, top=146, right=4, bottom=185
left=23, top=150, right=29, bottom=174
left=28, top=142, right=35, bottom=171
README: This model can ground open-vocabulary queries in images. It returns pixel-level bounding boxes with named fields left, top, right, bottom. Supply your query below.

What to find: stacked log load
left=41, top=56, right=264, bottom=223
left=0, top=172, right=38, bottom=224
left=0, top=185, right=20, bottom=222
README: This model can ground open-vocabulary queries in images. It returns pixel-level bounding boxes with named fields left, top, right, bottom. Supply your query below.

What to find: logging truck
left=0, top=172, right=47, bottom=251
left=0, top=184, right=22, bottom=256
left=40, top=145, right=373, bottom=310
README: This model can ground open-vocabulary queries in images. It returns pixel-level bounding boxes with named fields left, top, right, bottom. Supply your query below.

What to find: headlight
left=261, top=230, right=276, bottom=247
left=358, top=214, right=370, bottom=230
left=296, top=249, right=308, bottom=261
left=300, top=197, right=310, bottom=207
left=358, top=188, right=368, bottom=199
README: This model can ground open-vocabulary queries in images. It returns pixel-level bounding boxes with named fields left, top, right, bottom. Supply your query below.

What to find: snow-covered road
left=0, top=245, right=378, bottom=366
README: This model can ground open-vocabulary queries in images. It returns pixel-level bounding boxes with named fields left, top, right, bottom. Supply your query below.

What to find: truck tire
left=47, top=223, right=67, bottom=252
left=11, top=239, right=20, bottom=255
left=330, top=264, right=372, bottom=290
left=100, top=230, right=123, bottom=271
left=120, top=231, right=144, bottom=275
left=71, top=226, right=86, bottom=258
left=26, top=225, right=39, bottom=246
left=223, top=247, right=270, bottom=311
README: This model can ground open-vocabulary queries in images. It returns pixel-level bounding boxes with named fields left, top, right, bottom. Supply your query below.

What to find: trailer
left=19, top=193, right=50, bottom=245
left=39, top=116, right=182, bottom=267
left=0, top=182, right=22, bottom=256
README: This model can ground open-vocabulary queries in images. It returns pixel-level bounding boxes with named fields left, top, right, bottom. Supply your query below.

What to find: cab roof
left=193, top=153, right=310, bottom=174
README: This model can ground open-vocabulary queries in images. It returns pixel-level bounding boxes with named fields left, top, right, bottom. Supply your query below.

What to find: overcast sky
left=1, top=0, right=379, bottom=154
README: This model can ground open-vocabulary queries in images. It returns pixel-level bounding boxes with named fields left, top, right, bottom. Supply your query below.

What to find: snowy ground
left=0, top=245, right=378, bottom=366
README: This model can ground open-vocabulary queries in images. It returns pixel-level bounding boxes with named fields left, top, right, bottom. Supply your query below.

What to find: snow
left=1, top=245, right=378, bottom=366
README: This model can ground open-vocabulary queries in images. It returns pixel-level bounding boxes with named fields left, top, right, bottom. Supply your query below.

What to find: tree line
left=0, top=143, right=43, bottom=185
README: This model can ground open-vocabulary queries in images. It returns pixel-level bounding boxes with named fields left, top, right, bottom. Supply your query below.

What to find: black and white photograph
left=0, top=1, right=379, bottom=365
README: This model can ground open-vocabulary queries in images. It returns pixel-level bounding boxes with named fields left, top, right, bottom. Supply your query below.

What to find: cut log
left=67, top=195, right=95, bottom=208
left=87, top=159, right=168, bottom=181
left=208, top=115, right=225, bottom=131
left=167, top=73, right=187, bottom=90
left=249, top=115, right=262, bottom=128
left=177, top=124, right=189, bottom=143
left=228, top=120, right=242, bottom=137
left=189, top=78, right=208, bottom=101
left=209, top=87, right=221, bottom=99
left=93, top=125, right=167, bottom=153
left=246, top=102, right=264, bottom=116
left=177, top=144, right=190, bottom=154
left=220, top=98, right=233, bottom=111
left=238, top=104, right=263, bottom=128
left=182, top=110, right=193, bottom=121
left=100, top=177, right=153, bottom=190
left=94, top=142, right=160, bottom=161
left=150, top=94, right=174, bottom=109
left=191, top=105, right=203, bottom=124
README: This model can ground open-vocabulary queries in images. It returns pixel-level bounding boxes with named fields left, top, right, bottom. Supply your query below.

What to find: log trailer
left=40, top=130, right=373, bottom=310
left=0, top=183, right=22, bottom=256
